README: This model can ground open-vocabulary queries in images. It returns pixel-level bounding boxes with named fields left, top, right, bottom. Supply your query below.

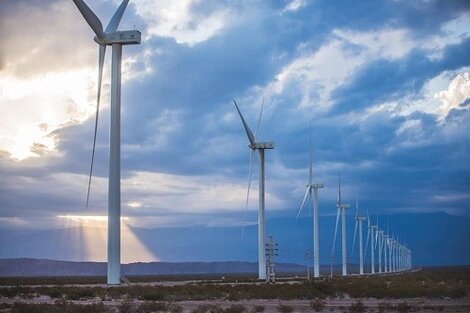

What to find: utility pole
left=265, top=236, right=278, bottom=283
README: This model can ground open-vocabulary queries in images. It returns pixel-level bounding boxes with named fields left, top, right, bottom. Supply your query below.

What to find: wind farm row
left=234, top=100, right=413, bottom=281
left=73, top=0, right=413, bottom=285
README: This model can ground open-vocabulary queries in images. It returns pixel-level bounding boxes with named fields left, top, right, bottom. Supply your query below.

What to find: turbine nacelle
left=308, top=183, right=324, bottom=189
left=337, top=203, right=350, bottom=210
left=94, top=30, right=141, bottom=45
left=249, top=142, right=275, bottom=150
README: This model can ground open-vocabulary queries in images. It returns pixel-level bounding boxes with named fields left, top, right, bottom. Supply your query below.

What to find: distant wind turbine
left=331, top=173, right=350, bottom=276
left=376, top=226, right=384, bottom=273
left=234, top=100, right=274, bottom=280
left=72, top=0, right=141, bottom=285
left=351, top=197, right=366, bottom=275
left=365, top=211, right=377, bottom=274
left=296, top=125, right=324, bottom=278
left=383, top=232, right=389, bottom=273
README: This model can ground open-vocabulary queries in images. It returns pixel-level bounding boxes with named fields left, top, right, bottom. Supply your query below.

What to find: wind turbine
left=72, top=0, right=141, bottom=285
left=331, top=173, right=350, bottom=276
left=296, top=125, right=324, bottom=278
left=395, top=239, right=400, bottom=272
left=376, top=227, right=384, bottom=273
left=389, top=236, right=396, bottom=272
left=234, top=100, right=274, bottom=280
left=365, top=211, right=376, bottom=274
left=383, top=221, right=390, bottom=273
left=373, top=214, right=383, bottom=274
left=351, top=197, right=366, bottom=275
left=383, top=232, right=389, bottom=273
left=388, top=230, right=394, bottom=273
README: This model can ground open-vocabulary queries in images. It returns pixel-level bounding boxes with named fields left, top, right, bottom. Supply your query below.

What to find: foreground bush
left=310, top=299, right=325, bottom=312
left=396, top=302, right=416, bottom=313
left=137, top=301, right=168, bottom=313
left=2, top=267, right=468, bottom=301
left=348, top=300, right=365, bottom=313
left=277, top=304, right=294, bottom=313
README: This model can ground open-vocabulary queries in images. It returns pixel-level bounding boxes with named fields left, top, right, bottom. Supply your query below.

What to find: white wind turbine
left=389, top=236, right=396, bottom=272
left=72, top=0, right=141, bottom=285
left=375, top=226, right=384, bottom=273
left=234, top=100, right=274, bottom=280
left=383, top=231, right=389, bottom=273
left=387, top=226, right=393, bottom=273
left=351, top=197, right=366, bottom=275
left=365, top=211, right=377, bottom=274
left=331, top=174, right=350, bottom=276
left=296, top=125, right=324, bottom=278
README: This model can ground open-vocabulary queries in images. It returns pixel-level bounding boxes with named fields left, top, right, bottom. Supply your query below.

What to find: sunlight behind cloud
left=0, top=69, right=96, bottom=160
left=58, top=215, right=157, bottom=263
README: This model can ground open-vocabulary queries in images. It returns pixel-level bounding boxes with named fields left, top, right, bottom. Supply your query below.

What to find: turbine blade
left=351, top=220, right=358, bottom=258
left=367, top=210, right=370, bottom=226
left=105, top=0, right=130, bottom=33
left=86, top=45, right=106, bottom=208
left=233, top=100, right=256, bottom=146
left=338, top=171, right=342, bottom=204
left=255, top=97, right=264, bottom=139
left=375, top=229, right=379, bottom=249
left=331, top=206, right=340, bottom=254
left=308, top=123, right=312, bottom=185
left=241, top=149, right=255, bottom=239
left=296, top=187, right=310, bottom=220
left=72, top=0, right=105, bottom=39
left=364, top=227, right=370, bottom=259
left=355, top=195, right=359, bottom=217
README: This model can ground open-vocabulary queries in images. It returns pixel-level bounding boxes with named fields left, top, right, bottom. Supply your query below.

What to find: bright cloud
left=283, top=0, right=306, bottom=13
left=434, top=72, right=470, bottom=119
left=122, top=171, right=284, bottom=213
left=133, top=0, right=233, bottom=45
left=261, top=17, right=469, bottom=114
left=263, top=28, right=414, bottom=112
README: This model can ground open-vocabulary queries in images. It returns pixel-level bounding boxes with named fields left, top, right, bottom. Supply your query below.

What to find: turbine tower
left=234, top=100, right=274, bottom=280
left=351, top=198, right=366, bottom=275
left=388, top=237, right=393, bottom=272
left=390, top=237, right=396, bottom=272
left=73, top=0, right=141, bottom=285
left=332, top=174, right=350, bottom=276
left=365, top=212, right=376, bottom=274
left=383, top=232, right=389, bottom=273
left=376, top=228, right=384, bottom=273
left=296, top=125, right=324, bottom=278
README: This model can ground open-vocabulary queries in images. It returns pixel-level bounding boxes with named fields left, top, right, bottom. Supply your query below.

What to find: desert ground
left=0, top=267, right=469, bottom=313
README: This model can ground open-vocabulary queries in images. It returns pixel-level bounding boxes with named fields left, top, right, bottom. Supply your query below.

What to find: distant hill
left=0, top=258, right=309, bottom=277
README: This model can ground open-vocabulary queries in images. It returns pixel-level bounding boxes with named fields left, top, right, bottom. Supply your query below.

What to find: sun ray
left=57, top=215, right=157, bottom=263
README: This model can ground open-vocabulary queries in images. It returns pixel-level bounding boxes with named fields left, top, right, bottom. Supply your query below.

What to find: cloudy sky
left=0, top=0, right=469, bottom=262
